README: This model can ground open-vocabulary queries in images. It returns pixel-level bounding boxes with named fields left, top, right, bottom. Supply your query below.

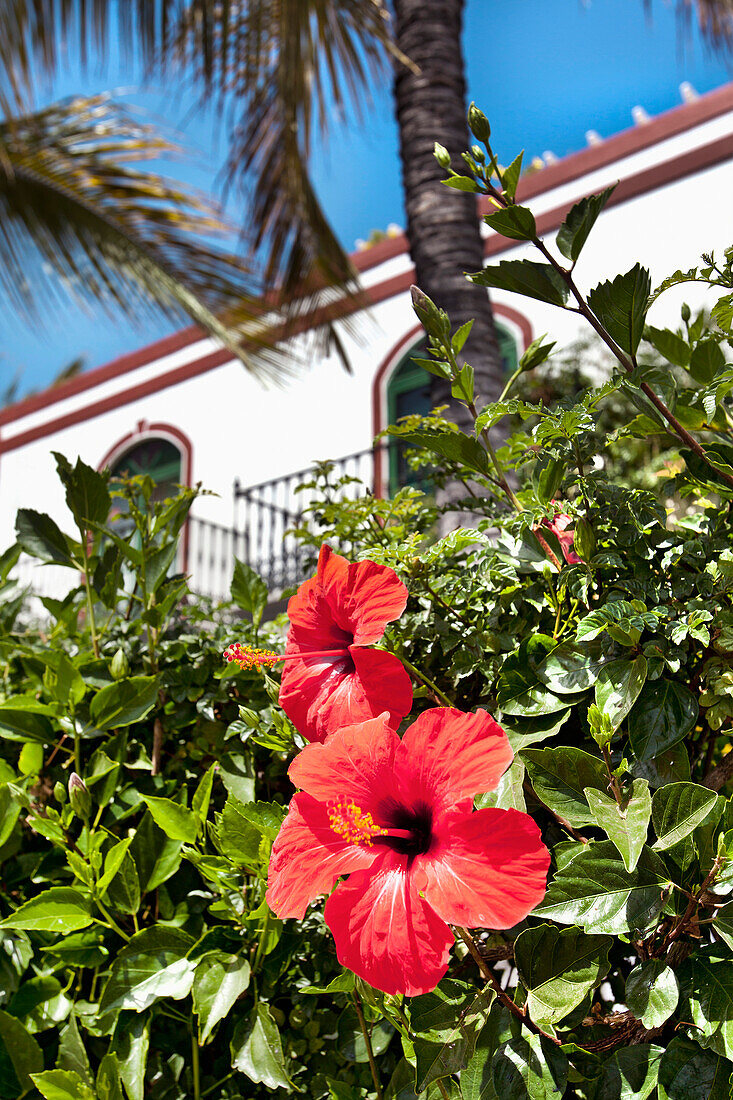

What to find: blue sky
left=4, top=0, right=733, bottom=397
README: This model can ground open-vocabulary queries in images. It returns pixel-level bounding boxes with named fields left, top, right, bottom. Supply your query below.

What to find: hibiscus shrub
left=4, top=106, right=733, bottom=1100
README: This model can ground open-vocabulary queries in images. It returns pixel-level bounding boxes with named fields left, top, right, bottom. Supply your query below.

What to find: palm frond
left=0, top=93, right=291, bottom=381
left=646, top=0, right=733, bottom=50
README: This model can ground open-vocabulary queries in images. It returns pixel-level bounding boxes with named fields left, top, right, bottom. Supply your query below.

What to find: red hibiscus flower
left=266, top=708, right=550, bottom=996
left=540, top=511, right=582, bottom=565
left=279, top=545, right=412, bottom=742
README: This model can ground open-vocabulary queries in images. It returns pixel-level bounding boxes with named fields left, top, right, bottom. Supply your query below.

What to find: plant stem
left=602, top=745, right=624, bottom=807
left=191, top=1029, right=201, bottom=1100
left=422, top=577, right=474, bottom=630
left=252, top=906, right=271, bottom=974
left=454, top=926, right=561, bottom=1046
left=202, top=1074, right=234, bottom=1098
left=79, top=537, right=100, bottom=659
left=399, top=654, right=454, bottom=707
left=95, top=900, right=131, bottom=942
left=353, top=991, right=383, bottom=1100
left=436, top=1080, right=452, bottom=1099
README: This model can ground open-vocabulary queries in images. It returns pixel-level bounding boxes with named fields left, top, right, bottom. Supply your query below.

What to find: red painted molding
left=370, top=305, right=533, bottom=498
left=1, top=123, right=732, bottom=456
left=1, top=81, right=730, bottom=434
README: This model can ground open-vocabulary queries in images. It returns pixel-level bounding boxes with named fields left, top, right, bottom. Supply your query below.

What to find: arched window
left=109, top=437, right=182, bottom=501
left=385, top=322, right=518, bottom=492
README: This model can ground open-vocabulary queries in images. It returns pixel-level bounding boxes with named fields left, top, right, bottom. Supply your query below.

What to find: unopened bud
left=467, top=102, right=491, bottom=144
left=110, top=648, right=129, bottom=680
left=471, top=144, right=486, bottom=163
left=69, top=773, right=91, bottom=820
left=681, top=303, right=691, bottom=323
left=54, top=781, right=66, bottom=805
left=433, top=142, right=451, bottom=169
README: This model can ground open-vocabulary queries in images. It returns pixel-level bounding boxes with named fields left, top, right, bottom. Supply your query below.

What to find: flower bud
left=68, top=773, right=91, bottom=820
left=467, top=102, right=491, bottom=144
left=471, top=144, right=486, bottom=163
left=54, top=781, right=67, bottom=805
left=681, top=303, right=691, bottom=323
left=410, top=285, right=449, bottom=336
left=110, top=648, right=129, bottom=680
left=433, top=142, right=451, bottom=169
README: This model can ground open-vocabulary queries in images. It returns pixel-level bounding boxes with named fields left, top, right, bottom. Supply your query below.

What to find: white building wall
left=3, top=89, right=733, bottom=599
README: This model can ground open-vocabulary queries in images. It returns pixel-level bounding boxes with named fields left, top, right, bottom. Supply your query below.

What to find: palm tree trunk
left=391, top=0, right=505, bottom=414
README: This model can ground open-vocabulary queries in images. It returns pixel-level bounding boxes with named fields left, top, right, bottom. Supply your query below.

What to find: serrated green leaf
left=522, top=746, right=607, bottom=828
left=533, top=842, right=670, bottom=934
left=193, top=952, right=250, bottom=1043
left=626, top=960, right=679, bottom=1028
left=484, top=205, right=536, bottom=242
left=588, top=263, right=651, bottom=354
left=652, top=783, right=719, bottom=851
left=0, top=1010, right=43, bottom=1094
left=594, top=1044, right=663, bottom=1100
left=556, top=185, right=615, bottom=263
left=471, top=259, right=569, bottom=307
left=491, top=1034, right=568, bottom=1100
left=230, top=559, right=268, bottom=629
left=90, top=676, right=158, bottom=730
left=595, top=656, right=647, bottom=730
left=0, top=889, right=92, bottom=934
left=644, top=325, right=690, bottom=367
left=230, top=1004, right=293, bottom=1090
left=585, top=779, right=651, bottom=871
left=627, top=680, right=698, bottom=762
left=99, top=926, right=195, bottom=1014
left=658, top=1035, right=731, bottom=1100
left=683, top=955, right=733, bottom=1060
left=30, top=1069, right=96, bottom=1100
left=144, top=797, right=197, bottom=843
left=514, top=924, right=611, bottom=1026
left=690, top=340, right=726, bottom=385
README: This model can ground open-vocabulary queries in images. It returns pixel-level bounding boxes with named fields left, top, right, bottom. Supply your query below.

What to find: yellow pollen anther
left=223, top=643, right=279, bottom=671
left=328, top=799, right=386, bottom=847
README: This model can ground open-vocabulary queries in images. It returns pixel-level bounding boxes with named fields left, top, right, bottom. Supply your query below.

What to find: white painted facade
left=4, top=82, right=733, bottom=599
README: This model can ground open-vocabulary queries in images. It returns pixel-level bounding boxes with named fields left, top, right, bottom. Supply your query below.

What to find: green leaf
left=627, top=680, right=698, bottom=763
left=471, top=259, right=569, bottom=307
left=556, top=185, right=615, bottom=263
left=491, top=1034, right=568, bottom=1100
left=584, top=779, right=651, bottom=871
left=518, top=334, right=556, bottom=373
left=104, top=847, right=141, bottom=916
left=0, top=708, right=54, bottom=744
left=442, top=174, right=479, bottom=192
left=230, top=558, right=269, bottom=629
left=412, top=984, right=494, bottom=1091
left=42, top=653, right=86, bottom=709
left=626, top=960, right=679, bottom=1028
left=30, top=1070, right=96, bottom=1100
left=111, top=1014, right=149, bottom=1100
left=97, top=1054, right=125, bottom=1100
left=192, top=764, right=217, bottom=828
left=501, top=151, right=524, bottom=200
left=230, top=1004, right=293, bottom=1090
left=532, top=640, right=607, bottom=696
left=0, top=888, right=92, bottom=934
left=522, top=746, right=607, bottom=828
left=129, top=812, right=182, bottom=893
left=652, top=783, right=719, bottom=851
left=460, top=1003, right=512, bottom=1100
left=484, top=205, right=537, bottom=242
left=476, top=759, right=526, bottom=812
left=99, top=926, right=195, bottom=1014
left=57, top=1014, right=93, bottom=1088
left=144, top=797, right=197, bottom=843
left=588, top=263, right=651, bottom=354
left=54, top=453, right=111, bottom=529
left=682, top=955, right=733, bottom=1060
left=15, top=510, right=75, bottom=566
left=533, top=842, right=670, bottom=934
left=690, top=339, right=726, bottom=384
left=193, top=952, right=250, bottom=1043
left=644, top=325, right=691, bottom=367
left=142, top=541, right=178, bottom=594
left=386, top=427, right=490, bottom=477
left=9, top=975, right=72, bottom=1033
left=96, top=839, right=133, bottom=895
left=90, top=677, right=159, bottom=730
left=514, top=924, right=611, bottom=1026
left=658, top=1035, right=732, bottom=1100
left=594, top=1045, right=664, bottom=1100
left=595, top=656, right=647, bottom=730
left=235, top=800, right=287, bottom=841
left=0, top=1010, right=43, bottom=1095
left=218, top=796, right=262, bottom=866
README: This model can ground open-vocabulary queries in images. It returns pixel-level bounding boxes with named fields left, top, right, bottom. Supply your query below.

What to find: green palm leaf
left=0, top=94, right=289, bottom=380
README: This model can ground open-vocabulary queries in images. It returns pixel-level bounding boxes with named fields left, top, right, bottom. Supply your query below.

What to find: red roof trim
left=2, top=110, right=733, bottom=447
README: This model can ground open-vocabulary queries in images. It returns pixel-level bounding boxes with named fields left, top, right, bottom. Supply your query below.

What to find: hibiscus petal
left=279, top=648, right=412, bottom=744
left=266, top=793, right=377, bottom=919
left=341, top=559, right=409, bottom=645
left=397, top=708, right=513, bottom=806
left=288, top=715, right=401, bottom=808
left=324, top=850, right=454, bottom=996
left=416, top=807, right=550, bottom=929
